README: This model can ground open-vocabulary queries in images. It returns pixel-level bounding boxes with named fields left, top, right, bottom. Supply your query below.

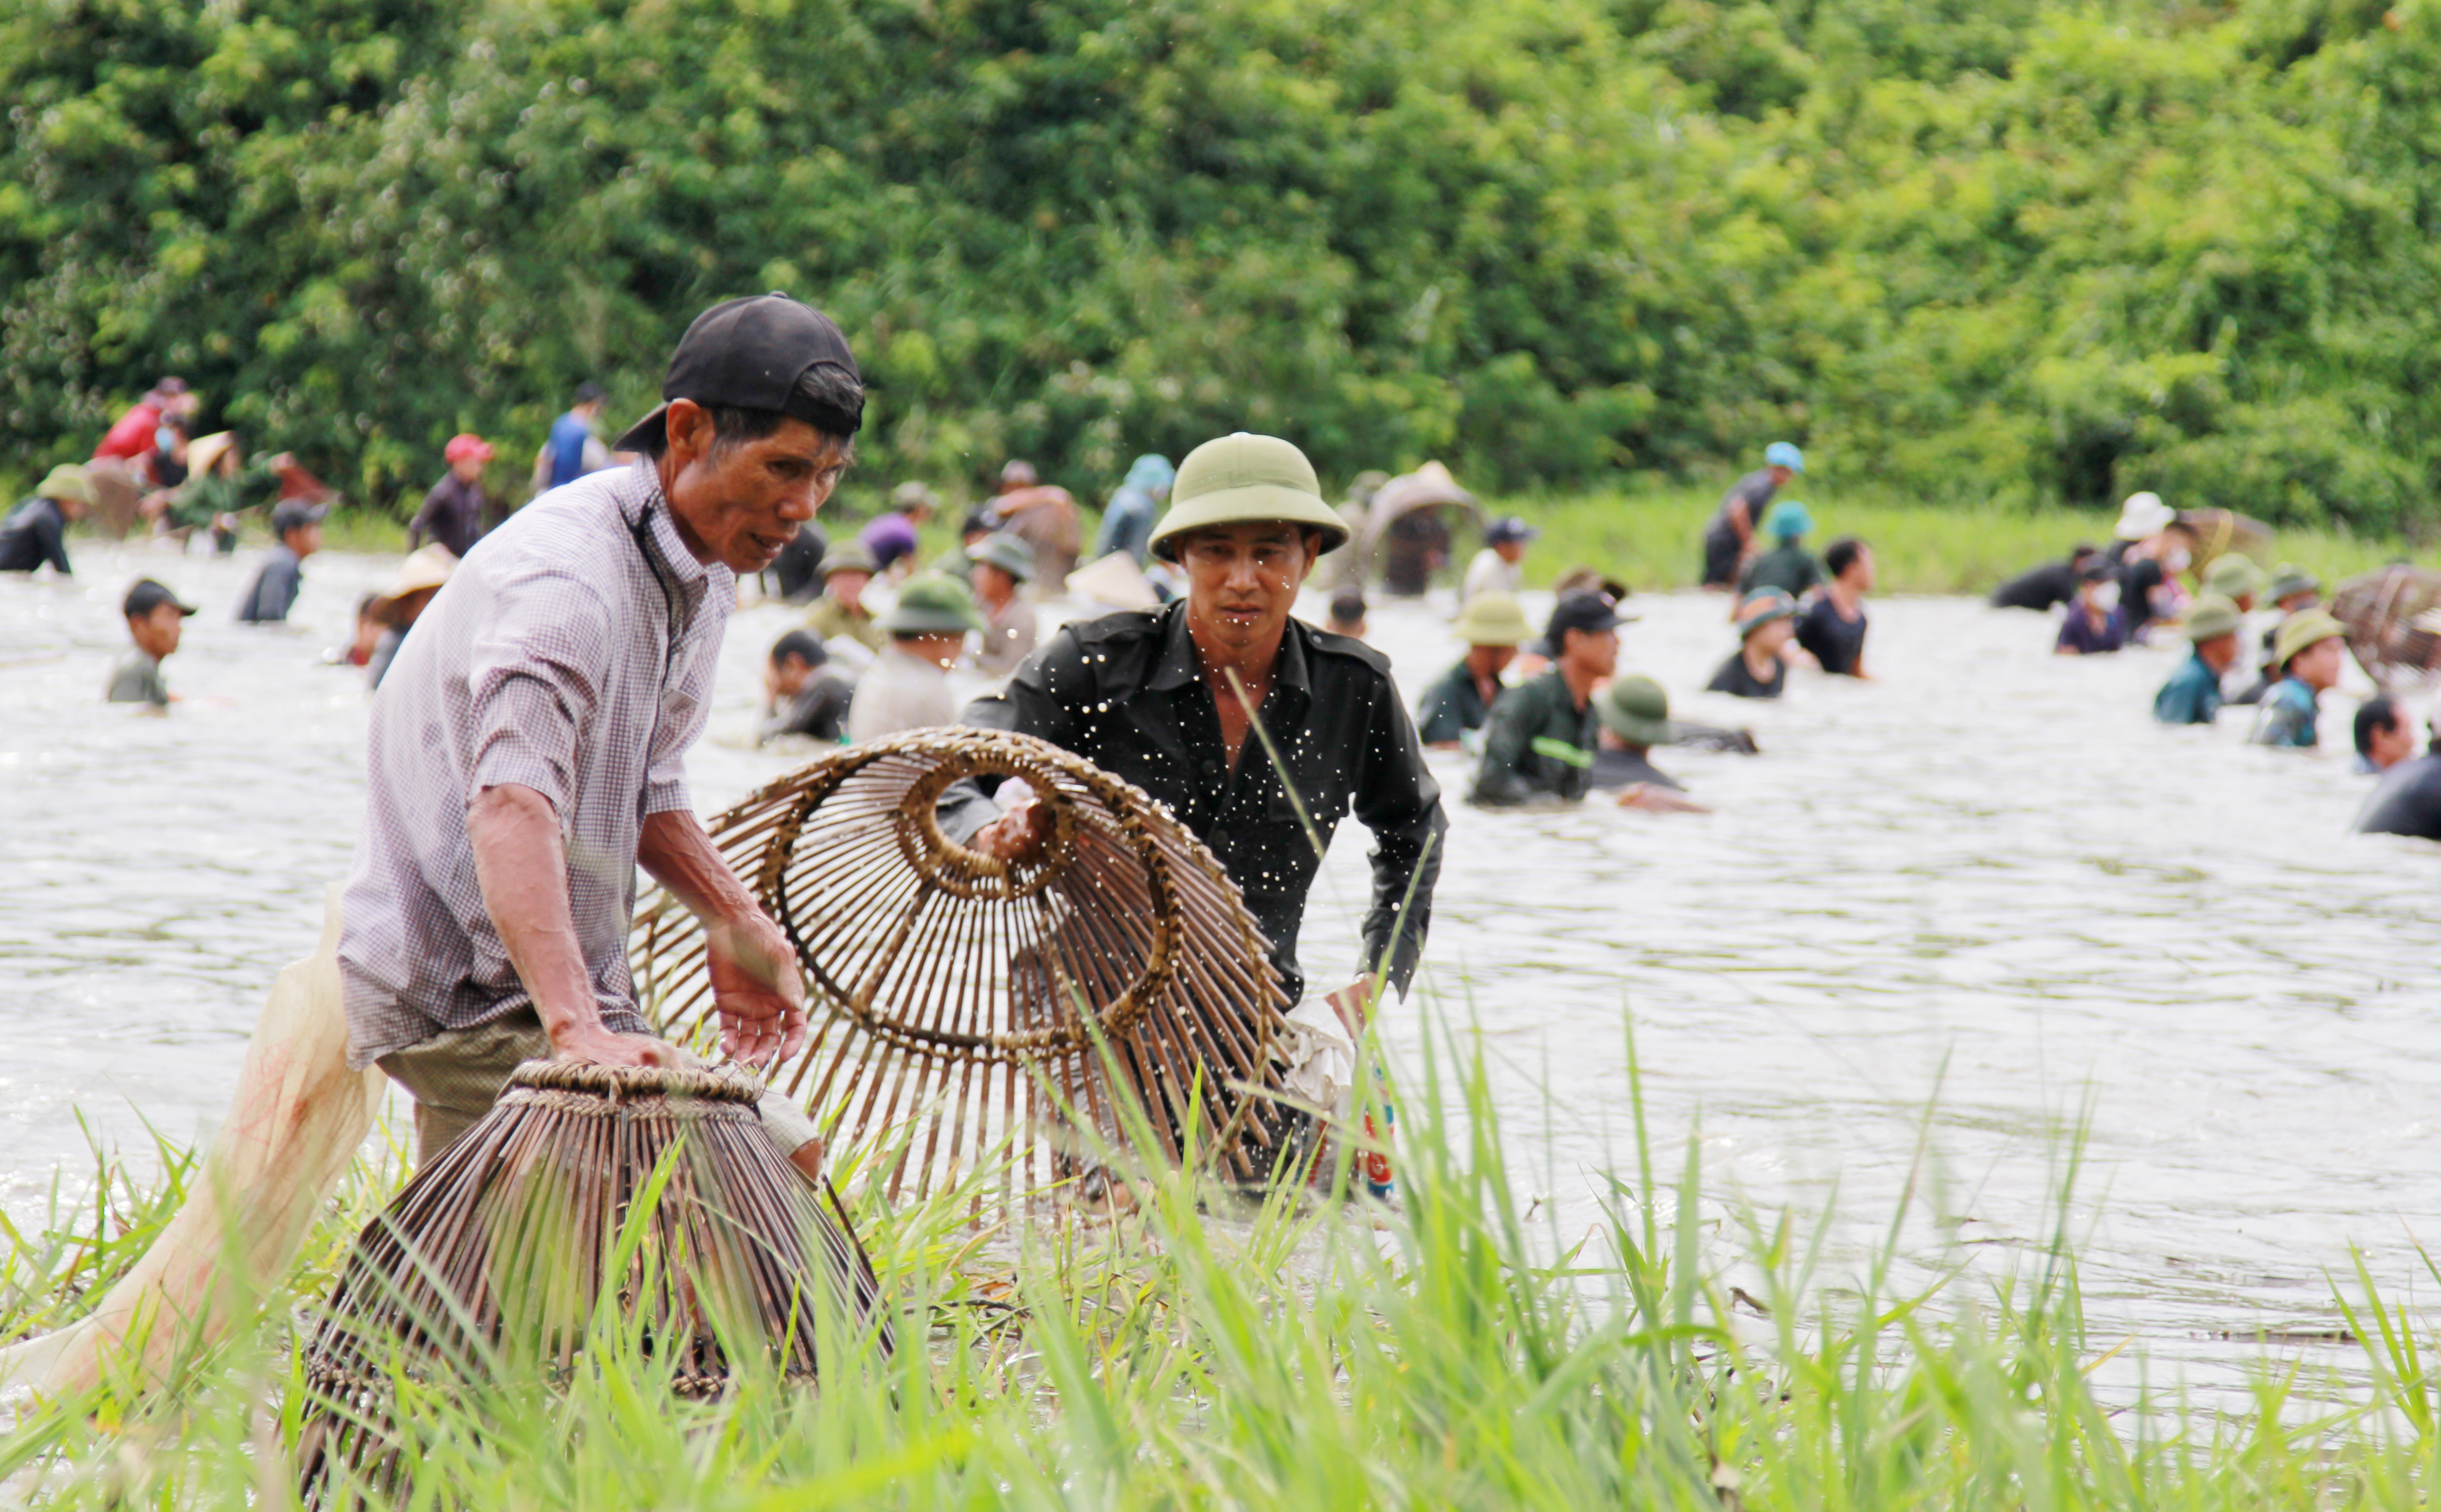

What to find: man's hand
left=1325, top=973, right=1378, bottom=1041
left=705, top=909, right=808, bottom=1068
left=549, top=1020, right=685, bottom=1067
left=968, top=796, right=1055, bottom=864
left=1616, top=783, right=1712, bottom=814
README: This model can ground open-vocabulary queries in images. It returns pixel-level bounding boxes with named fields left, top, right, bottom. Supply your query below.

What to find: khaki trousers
left=377, top=1009, right=823, bottom=1169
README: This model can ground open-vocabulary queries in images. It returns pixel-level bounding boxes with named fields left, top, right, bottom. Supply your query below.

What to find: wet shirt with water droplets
left=959, top=603, right=1445, bottom=1001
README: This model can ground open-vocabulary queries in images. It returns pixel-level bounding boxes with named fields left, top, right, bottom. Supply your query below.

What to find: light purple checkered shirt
left=338, top=462, right=734, bottom=1068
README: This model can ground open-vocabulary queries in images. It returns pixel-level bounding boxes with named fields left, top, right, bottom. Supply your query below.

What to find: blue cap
left=1764, top=499, right=1814, bottom=539
left=1765, top=441, right=1805, bottom=474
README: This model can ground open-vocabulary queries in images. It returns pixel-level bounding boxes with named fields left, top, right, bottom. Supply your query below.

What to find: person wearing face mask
left=2055, top=560, right=2127, bottom=655
left=2116, top=508, right=2196, bottom=643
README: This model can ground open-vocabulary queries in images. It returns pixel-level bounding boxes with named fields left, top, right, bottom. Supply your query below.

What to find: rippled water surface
left=4, top=540, right=2436, bottom=1406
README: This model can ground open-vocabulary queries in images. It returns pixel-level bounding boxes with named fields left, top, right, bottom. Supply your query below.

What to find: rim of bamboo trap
left=2332, top=564, right=2441, bottom=697
left=632, top=728, right=1296, bottom=1206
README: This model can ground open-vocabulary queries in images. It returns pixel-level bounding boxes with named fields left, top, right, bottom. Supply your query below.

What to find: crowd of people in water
left=7, top=376, right=2439, bottom=845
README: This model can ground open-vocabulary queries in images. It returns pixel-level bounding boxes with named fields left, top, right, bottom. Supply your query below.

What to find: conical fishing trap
left=295, top=1059, right=886, bottom=1504
left=632, top=728, right=1299, bottom=1203
left=2332, top=565, right=2441, bottom=696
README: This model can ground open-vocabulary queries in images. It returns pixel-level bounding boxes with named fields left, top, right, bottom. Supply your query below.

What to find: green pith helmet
left=2183, top=594, right=2243, bottom=643
left=1734, top=587, right=1799, bottom=637
left=2203, top=554, right=2266, bottom=600
left=967, top=531, right=1036, bottom=582
left=879, top=572, right=985, bottom=636
left=1147, top=432, right=1351, bottom=562
left=1452, top=591, right=1535, bottom=647
left=2267, top=564, right=2320, bottom=603
left=819, top=541, right=878, bottom=577
left=2273, top=609, right=2345, bottom=670
left=1597, top=674, right=1676, bottom=747
left=36, top=463, right=93, bottom=505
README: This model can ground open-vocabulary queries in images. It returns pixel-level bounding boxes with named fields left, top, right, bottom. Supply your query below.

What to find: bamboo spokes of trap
left=631, top=729, right=1297, bottom=1208
left=295, top=1060, right=887, bottom=1507
left=2332, top=564, right=2441, bottom=696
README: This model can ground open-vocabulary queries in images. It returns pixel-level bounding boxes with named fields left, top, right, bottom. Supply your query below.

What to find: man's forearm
left=638, top=809, right=759, bottom=922
left=468, top=783, right=602, bottom=1042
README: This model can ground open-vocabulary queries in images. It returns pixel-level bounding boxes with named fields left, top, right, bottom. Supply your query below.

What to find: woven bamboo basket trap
left=632, top=728, right=1297, bottom=1203
left=2332, top=565, right=2441, bottom=696
left=295, top=1060, right=886, bottom=1504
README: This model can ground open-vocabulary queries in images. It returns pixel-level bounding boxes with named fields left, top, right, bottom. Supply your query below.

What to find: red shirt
left=93, top=401, right=162, bottom=461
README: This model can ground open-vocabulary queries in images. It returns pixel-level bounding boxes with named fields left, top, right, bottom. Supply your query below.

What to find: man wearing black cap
left=340, top=293, right=861, bottom=1173
left=107, top=578, right=198, bottom=707
left=1469, top=592, right=1621, bottom=807
left=236, top=498, right=327, bottom=623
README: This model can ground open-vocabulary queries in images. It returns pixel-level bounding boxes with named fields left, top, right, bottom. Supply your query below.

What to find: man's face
left=826, top=569, right=871, bottom=612
left=129, top=603, right=184, bottom=659
left=1561, top=626, right=1619, bottom=680
left=287, top=522, right=324, bottom=558
left=2197, top=631, right=2240, bottom=673
left=1468, top=644, right=1518, bottom=677
left=1177, top=522, right=1318, bottom=655
left=2369, top=712, right=2417, bottom=771
left=1767, top=466, right=1793, bottom=487
left=661, top=400, right=851, bottom=574
left=2294, top=637, right=2344, bottom=691
left=450, top=455, right=486, bottom=485
left=769, top=653, right=815, bottom=700
left=972, top=563, right=1017, bottom=602
left=1493, top=539, right=1526, bottom=564
left=1847, top=547, right=1877, bottom=592
left=1754, top=619, right=1795, bottom=656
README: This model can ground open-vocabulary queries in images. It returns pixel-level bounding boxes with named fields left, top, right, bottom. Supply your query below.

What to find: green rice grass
left=2, top=1024, right=2431, bottom=1509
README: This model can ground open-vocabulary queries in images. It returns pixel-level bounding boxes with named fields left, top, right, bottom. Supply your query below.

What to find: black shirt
left=1795, top=595, right=1868, bottom=675
left=763, top=522, right=830, bottom=604
left=759, top=674, right=855, bottom=744
left=1707, top=470, right=1777, bottom=552
left=0, top=496, right=71, bottom=575
left=1590, top=746, right=1684, bottom=792
left=1990, top=558, right=2079, bottom=612
left=950, top=602, right=1445, bottom=1001
left=410, top=474, right=489, bottom=559
left=2357, top=753, right=2441, bottom=840
left=2119, top=557, right=2166, bottom=638
left=1707, top=648, right=1786, bottom=699
left=237, top=543, right=304, bottom=623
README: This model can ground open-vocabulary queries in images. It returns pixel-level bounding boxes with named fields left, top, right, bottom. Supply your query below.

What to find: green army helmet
left=2203, top=554, right=2266, bottom=601
left=36, top=463, right=93, bottom=505
left=967, top=531, right=1036, bottom=582
left=2267, top=564, right=2320, bottom=604
left=1733, top=587, right=1799, bottom=637
left=879, top=572, right=986, bottom=636
left=2272, top=608, right=2345, bottom=670
left=1452, top=591, right=1535, bottom=648
left=819, top=541, right=878, bottom=578
left=1597, top=674, right=1677, bottom=747
left=2183, top=594, right=2243, bottom=643
left=1147, top=432, right=1351, bottom=563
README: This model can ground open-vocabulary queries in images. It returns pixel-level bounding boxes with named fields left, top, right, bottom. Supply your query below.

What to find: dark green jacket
left=1415, top=658, right=1497, bottom=744
left=1739, top=543, right=1822, bottom=599
left=1469, top=671, right=1598, bottom=807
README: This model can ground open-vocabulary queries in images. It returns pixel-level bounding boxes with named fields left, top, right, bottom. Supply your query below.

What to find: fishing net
left=2176, top=508, right=2274, bottom=568
left=295, top=1059, right=885, bottom=1505
left=631, top=728, right=1296, bottom=1205
left=2331, top=565, right=2441, bottom=695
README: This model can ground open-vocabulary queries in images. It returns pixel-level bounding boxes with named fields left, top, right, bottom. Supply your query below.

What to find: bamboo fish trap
left=2332, top=564, right=2441, bottom=695
left=631, top=728, right=1296, bottom=1205
left=295, top=1060, right=885, bottom=1504
left=2176, top=507, right=2274, bottom=568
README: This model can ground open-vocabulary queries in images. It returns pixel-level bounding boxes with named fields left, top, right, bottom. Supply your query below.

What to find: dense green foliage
left=4, top=0, right=2439, bottom=529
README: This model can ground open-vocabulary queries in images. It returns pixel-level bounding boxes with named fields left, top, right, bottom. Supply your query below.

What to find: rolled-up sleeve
left=1353, top=680, right=1446, bottom=995
left=461, top=573, right=611, bottom=814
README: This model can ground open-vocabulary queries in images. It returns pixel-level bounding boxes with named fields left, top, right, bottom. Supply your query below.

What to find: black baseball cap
left=271, top=498, right=328, bottom=537
left=615, top=293, right=863, bottom=452
left=1545, top=590, right=1623, bottom=644
left=124, top=578, right=197, bottom=618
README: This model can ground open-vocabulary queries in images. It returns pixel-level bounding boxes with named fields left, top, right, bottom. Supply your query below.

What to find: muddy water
left=3, top=540, right=2436, bottom=1406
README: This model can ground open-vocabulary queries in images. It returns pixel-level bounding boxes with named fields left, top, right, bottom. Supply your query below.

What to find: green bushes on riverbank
left=2, top=1038, right=2430, bottom=1508
left=9, top=0, right=2441, bottom=529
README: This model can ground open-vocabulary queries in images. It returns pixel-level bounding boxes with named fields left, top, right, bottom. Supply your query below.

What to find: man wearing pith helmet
left=962, top=431, right=1447, bottom=1040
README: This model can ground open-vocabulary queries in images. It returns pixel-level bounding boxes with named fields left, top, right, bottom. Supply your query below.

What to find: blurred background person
left=106, top=578, right=197, bottom=710
left=1093, top=453, right=1175, bottom=567
left=236, top=498, right=327, bottom=624
left=410, top=433, right=495, bottom=559
left=1710, top=589, right=1797, bottom=698
left=1796, top=536, right=1873, bottom=677
left=859, top=480, right=938, bottom=579
left=1462, top=517, right=1536, bottom=606
left=1328, top=584, right=1369, bottom=641
left=2152, top=594, right=2241, bottom=725
left=760, top=630, right=855, bottom=745
left=968, top=531, right=1039, bottom=677
left=0, top=465, right=92, bottom=576
left=848, top=573, right=983, bottom=742
left=2054, top=561, right=2126, bottom=655
left=1737, top=499, right=1821, bottom=602
left=364, top=545, right=457, bottom=689
left=1701, top=441, right=1802, bottom=590
left=540, top=380, right=611, bottom=492
left=1415, top=591, right=1531, bottom=749
left=806, top=541, right=886, bottom=657
left=2354, top=695, right=2417, bottom=774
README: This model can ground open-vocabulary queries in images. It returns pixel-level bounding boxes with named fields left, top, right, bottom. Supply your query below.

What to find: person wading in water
left=339, top=293, right=859, bottom=1174
left=954, top=432, right=1447, bottom=1200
